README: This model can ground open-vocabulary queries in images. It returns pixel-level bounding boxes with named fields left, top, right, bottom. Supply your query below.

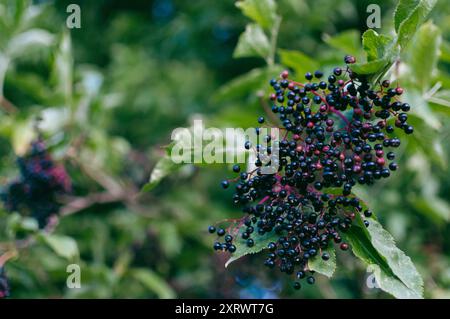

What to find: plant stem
left=266, top=17, right=281, bottom=66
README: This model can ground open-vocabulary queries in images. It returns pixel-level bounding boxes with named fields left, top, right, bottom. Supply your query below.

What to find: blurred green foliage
left=0, top=0, right=448, bottom=298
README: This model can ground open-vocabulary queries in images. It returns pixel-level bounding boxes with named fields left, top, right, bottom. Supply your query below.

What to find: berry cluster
left=1, top=140, right=71, bottom=228
left=0, top=266, right=9, bottom=298
left=211, top=56, right=412, bottom=289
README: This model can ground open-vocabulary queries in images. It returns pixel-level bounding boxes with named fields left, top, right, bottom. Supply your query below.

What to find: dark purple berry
left=314, top=70, right=323, bottom=78
left=321, top=252, right=330, bottom=261
left=364, top=210, right=372, bottom=218
left=344, top=55, right=356, bottom=64
left=208, top=225, right=216, bottom=233
left=333, top=67, right=342, bottom=76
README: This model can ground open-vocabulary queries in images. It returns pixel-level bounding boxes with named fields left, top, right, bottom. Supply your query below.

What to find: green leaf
left=11, top=119, right=35, bottom=156
left=41, top=234, right=79, bottom=261
left=345, top=211, right=424, bottom=299
left=396, top=0, right=437, bottom=49
left=233, top=23, right=270, bottom=59
left=323, top=30, right=361, bottom=56
left=0, top=0, right=28, bottom=35
left=344, top=225, right=392, bottom=275
left=428, top=90, right=450, bottom=115
left=141, top=156, right=180, bottom=192
left=361, top=29, right=394, bottom=62
left=409, top=21, right=442, bottom=91
left=440, top=41, right=450, bottom=63
left=405, top=90, right=441, bottom=130
left=394, top=0, right=420, bottom=32
left=404, top=112, right=446, bottom=169
left=308, top=246, right=336, bottom=278
left=351, top=30, right=398, bottom=79
left=211, top=103, right=262, bottom=128
left=369, top=265, right=422, bottom=299
left=6, top=28, right=54, bottom=58
left=6, top=213, right=38, bottom=238
left=52, top=30, right=73, bottom=107
left=278, top=49, right=318, bottom=76
left=363, top=219, right=423, bottom=297
left=345, top=228, right=419, bottom=299
left=132, top=268, right=176, bottom=299
left=213, top=65, right=282, bottom=102
left=19, top=217, right=39, bottom=232
left=225, top=227, right=278, bottom=268
left=282, top=0, right=308, bottom=15
left=350, top=58, right=390, bottom=75
left=235, top=0, right=278, bottom=30
left=408, top=196, right=450, bottom=224
left=141, top=124, right=250, bottom=185
left=157, top=222, right=182, bottom=257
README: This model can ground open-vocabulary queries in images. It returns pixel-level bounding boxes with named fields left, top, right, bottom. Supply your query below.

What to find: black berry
left=208, top=225, right=216, bottom=233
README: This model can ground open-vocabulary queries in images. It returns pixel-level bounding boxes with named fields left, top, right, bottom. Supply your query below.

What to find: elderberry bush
left=0, top=140, right=71, bottom=228
left=210, top=55, right=413, bottom=290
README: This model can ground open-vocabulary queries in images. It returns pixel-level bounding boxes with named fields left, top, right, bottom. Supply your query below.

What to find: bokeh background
left=0, top=0, right=448, bottom=298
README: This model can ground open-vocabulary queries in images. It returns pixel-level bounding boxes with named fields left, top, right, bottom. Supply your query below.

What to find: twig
left=60, top=191, right=132, bottom=216
left=67, top=152, right=124, bottom=195
left=424, top=81, right=442, bottom=100
left=266, top=16, right=282, bottom=66
left=0, top=96, right=18, bottom=114
left=0, top=250, right=17, bottom=267
left=428, top=97, right=450, bottom=107
left=64, top=134, right=88, bottom=160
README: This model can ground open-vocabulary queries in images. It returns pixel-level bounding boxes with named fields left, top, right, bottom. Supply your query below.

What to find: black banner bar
left=0, top=299, right=445, bottom=318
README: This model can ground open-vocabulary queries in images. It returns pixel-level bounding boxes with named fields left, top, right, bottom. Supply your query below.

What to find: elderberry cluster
left=0, top=266, right=9, bottom=298
left=210, top=55, right=413, bottom=290
left=1, top=140, right=71, bottom=228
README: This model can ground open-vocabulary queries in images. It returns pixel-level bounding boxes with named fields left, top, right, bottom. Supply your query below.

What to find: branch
left=0, top=250, right=17, bottom=267
left=60, top=191, right=131, bottom=216
left=67, top=152, right=124, bottom=195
